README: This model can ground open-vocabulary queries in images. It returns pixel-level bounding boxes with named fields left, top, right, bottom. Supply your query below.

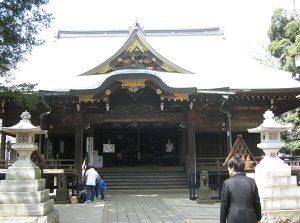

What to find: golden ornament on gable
left=119, top=79, right=147, bottom=87
left=79, top=95, right=94, bottom=102
left=174, top=93, right=189, bottom=100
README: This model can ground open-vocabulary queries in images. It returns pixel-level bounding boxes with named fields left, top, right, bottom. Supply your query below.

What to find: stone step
left=0, top=199, right=54, bottom=217
left=0, top=210, right=59, bottom=223
left=262, top=197, right=300, bottom=210
left=260, top=186, right=300, bottom=198
left=0, top=189, right=50, bottom=204
left=97, top=166, right=185, bottom=173
left=5, top=166, right=41, bottom=180
left=101, top=172, right=187, bottom=176
left=255, top=175, right=298, bottom=187
left=106, top=185, right=189, bottom=190
left=0, top=179, right=46, bottom=192
left=96, top=165, right=188, bottom=190
left=105, top=174, right=187, bottom=179
left=106, top=181, right=188, bottom=186
left=105, top=179, right=188, bottom=185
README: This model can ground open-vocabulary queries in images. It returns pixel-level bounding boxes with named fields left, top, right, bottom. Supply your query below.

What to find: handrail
left=0, top=156, right=299, bottom=171
left=0, top=159, right=77, bottom=170
left=196, top=156, right=300, bottom=171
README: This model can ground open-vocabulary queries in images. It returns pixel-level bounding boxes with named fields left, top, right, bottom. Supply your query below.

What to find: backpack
left=78, top=190, right=86, bottom=203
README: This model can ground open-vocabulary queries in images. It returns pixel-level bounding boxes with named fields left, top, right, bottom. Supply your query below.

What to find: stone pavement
left=55, top=189, right=220, bottom=223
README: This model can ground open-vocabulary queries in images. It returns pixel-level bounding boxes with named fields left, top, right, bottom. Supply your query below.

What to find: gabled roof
left=13, top=23, right=300, bottom=93
left=80, top=23, right=193, bottom=75
left=223, top=134, right=258, bottom=170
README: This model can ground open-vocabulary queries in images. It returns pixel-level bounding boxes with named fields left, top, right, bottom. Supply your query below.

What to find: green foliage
left=0, top=0, right=52, bottom=109
left=268, top=38, right=291, bottom=62
left=278, top=108, right=300, bottom=155
left=0, top=0, right=52, bottom=76
left=285, top=19, right=300, bottom=42
left=268, top=8, right=290, bottom=42
left=268, top=8, right=300, bottom=155
left=268, top=8, right=300, bottom=74
left=0, top=82, right=39, bottom=110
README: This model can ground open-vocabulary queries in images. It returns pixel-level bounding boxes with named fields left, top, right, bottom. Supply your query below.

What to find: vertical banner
left=86, top=137, right=94, bottom=166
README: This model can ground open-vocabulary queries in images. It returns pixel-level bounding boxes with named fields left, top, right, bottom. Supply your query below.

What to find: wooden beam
left=84, top=113, right=185, bottom=124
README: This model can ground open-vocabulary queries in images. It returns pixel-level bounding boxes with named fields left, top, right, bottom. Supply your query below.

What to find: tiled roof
left=14, top=23, right=300, bottom=92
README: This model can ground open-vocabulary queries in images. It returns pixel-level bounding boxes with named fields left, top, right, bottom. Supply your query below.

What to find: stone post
left=197, top=170, right=214, bottom=204
left=0, top=111, right=59, bottom=222
left=248, top=110, right=300, bottom=223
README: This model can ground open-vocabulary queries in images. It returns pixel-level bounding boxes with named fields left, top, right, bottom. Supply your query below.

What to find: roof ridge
left=55, top=24, right=224, bottom=40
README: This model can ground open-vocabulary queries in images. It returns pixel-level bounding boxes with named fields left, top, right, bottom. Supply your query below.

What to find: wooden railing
left=43, top=159, right=76, bottom=171
left=196, top=157, right=228, bottom=171
left=0, top=159, right=76, bottom=172
left=0, top=156, right=299, bottom=173
left=196, top=156, right=300, bottom=172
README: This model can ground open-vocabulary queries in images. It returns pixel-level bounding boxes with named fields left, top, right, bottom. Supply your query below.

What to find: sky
left=12, top=0, right=300, bottom=90
left=43, top=0, right=299, bottom=45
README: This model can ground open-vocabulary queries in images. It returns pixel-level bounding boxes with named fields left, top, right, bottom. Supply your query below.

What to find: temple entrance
left=114, top=132, right=164, bottom=166
left=94, top=128, right=182, bottom=167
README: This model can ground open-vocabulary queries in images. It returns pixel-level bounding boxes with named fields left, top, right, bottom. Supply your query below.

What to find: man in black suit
left=220, top=156, right=261, bottom=223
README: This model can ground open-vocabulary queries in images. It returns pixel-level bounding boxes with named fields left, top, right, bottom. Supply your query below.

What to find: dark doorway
left=95, top=128, right=180, bottom=166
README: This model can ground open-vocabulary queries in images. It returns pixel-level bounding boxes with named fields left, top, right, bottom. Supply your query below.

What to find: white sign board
left=103, top=144, right=115, bottom=153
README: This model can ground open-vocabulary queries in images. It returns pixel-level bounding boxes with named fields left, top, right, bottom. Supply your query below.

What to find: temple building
left=1, top=23, right=300, bottom=179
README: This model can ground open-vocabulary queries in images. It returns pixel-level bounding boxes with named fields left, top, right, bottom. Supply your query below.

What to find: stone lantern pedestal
left=248, top=110, right=300, bottom=223
left=0, top=111, right=59, bottom=222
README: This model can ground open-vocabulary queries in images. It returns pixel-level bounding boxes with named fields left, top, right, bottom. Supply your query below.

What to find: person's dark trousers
left=100, top=190, right=105, bottom=200
left=94, top=186, right=98, bottom=198
left=86, top=185, right=95, bottom=201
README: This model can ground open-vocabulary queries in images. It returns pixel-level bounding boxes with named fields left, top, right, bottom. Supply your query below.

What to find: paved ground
left=55, top=189, right=220, bottom=223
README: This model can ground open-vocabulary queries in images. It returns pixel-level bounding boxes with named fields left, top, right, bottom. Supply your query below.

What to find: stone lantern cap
left=248, top=110, right=294, bottom=133
left=2, top=111, right=47, bottom=135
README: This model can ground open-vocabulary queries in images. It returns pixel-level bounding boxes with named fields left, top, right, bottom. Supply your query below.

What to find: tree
left=277, top=108, right=300, bottom=155
left=247, top=41, right=280, bottom=69
left=0, top=0, right=52, bottom=110
left=268, top=8, right=300, bottom=73
left=268, top=8, right=300, bottom=155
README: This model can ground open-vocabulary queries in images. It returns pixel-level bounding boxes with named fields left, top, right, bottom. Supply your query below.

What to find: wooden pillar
left=74, top=113, right=83, bottom=183
left=181, top=129, right=187, bottom=167
left=187, top=122, right=196, bottom=176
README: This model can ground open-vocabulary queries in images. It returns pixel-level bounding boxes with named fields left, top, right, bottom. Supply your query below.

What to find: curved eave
left=231, top=87, right=300, bottom=94
left=71, top=72, right=197, bottom=96
left=79, top=28, right=193, bottom=76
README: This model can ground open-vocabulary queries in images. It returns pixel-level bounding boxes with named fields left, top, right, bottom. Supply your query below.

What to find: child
left=95, top=175, right=100, bottom=199
left=98, top=175, right=106, bottom=201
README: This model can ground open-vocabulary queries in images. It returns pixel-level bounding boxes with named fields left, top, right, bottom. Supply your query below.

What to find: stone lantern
left=3, top=111, right=47, bottom=170
left=248, top=110, right=300, bottom=223
left=0, top=111, right=59, bottom=222
left=248, top=109, right=293, bottom=169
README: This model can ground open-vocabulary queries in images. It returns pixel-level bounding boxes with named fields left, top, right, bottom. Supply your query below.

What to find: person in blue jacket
left=98, top=175, right=106, bottom=201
